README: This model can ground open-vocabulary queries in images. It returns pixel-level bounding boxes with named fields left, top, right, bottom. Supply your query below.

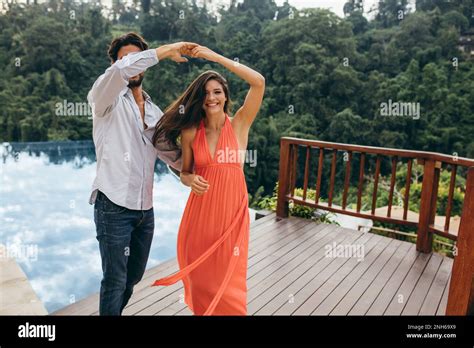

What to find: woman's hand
left=190, top=45, right=220, bottom=62
left=156, top=42, right=198, bottom=63
left=190, top=174, right=210, bottom=195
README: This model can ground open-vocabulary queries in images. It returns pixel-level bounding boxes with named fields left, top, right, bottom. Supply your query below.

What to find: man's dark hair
left=108, top=32, right=149, bottom=63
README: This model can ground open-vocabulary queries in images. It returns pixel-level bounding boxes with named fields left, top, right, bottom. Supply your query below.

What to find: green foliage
left=402, top=164, right=466, bottom=216
left=1, top=0, right=472, bottom=200
left=256, top=182, right=339, bottom=224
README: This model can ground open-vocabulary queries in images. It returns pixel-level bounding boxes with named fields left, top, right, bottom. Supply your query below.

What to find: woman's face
left=202, top=79, right=227, bottom=116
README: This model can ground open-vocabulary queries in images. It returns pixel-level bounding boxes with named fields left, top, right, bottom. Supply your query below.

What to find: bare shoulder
left=181, top=126, right=198, bottom=147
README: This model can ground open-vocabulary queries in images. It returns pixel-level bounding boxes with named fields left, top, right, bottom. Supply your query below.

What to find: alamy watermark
left=324, top=241, right=365, bottom=262
left=18, top=322, right=55, bottom=341
left=216, top=147, right=257, bottom=167
left=55, top=99, right=93, bottom=119
left=379, top=99, right=420, bottom=120
left=0, top=243, right=39, bottom=262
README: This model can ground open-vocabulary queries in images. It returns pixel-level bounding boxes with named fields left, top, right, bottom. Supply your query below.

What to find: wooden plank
left=347, top=242, right=414, bottom=315
left=403, top=159, right=413, bottom=220
left=253, top=228, right=368, bottom=315
left=249, top=217, right=285, bottom=244
left=401, top=253, right=444, bottom=315
left=134, top=283, right=186, bottom=315
left=371, top=156, right=381, bottom=215
left=250, top=225, right=349, bottom=287
left=250, top=219, right=312, bottom=254
left=342, top=151, right=352, bottom=210
left=247, top=227, right=350, bottom=313
left=252, top=214, right=307, bottom=239
left=328, top=149, right=337, bottom=207
left=123, top=286, right=184, bottom=316
left=444, top=165, right=457, bottom=232
left=330, top=238, right=404, bottom=315
left=387, top=157, right=397, bottom=217
left=383, top=252, right=433, bottom=315
left=290, top=144, right=298, bottom=197
left=357, top=153, right=365, bottom=212
left=315, top=148, right=324, bottom=203
left=446, top=166, right=474, bottom=315
left=416, top=159, right=437, bottom=253
left=302, top=146, right=310, bottom=200
left=250, top=216, right=302, bottom=249
left=270, top=232, right=372, bottom=316
left=276, top=140, right=291, bottom=218
left=366, top=248, right=427, bottom=315
left=437, top=275, right=451, bottom=315
left=250, top=212, right=278, bottom=228
left=419, top=257, right=453, bottom=315
left=252, top=228, right=361, bottom=315
left=291, top=233, right=383, bottom=315
left=174, top=306, right=193, bottom=316
left=248, top=223, right=332, bottom=274
left=310, top=235, right=393, bottom=315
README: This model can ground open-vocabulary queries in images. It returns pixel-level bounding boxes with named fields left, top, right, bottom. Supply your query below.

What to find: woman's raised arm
left=190, top=46, right=265, bottom=130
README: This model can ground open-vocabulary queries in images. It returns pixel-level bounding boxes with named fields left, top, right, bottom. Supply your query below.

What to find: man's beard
left=128, top=74, right=144, bottom=88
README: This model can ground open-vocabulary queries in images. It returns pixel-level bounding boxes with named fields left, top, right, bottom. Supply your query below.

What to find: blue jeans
left=94, top=191, right=154, bottom=315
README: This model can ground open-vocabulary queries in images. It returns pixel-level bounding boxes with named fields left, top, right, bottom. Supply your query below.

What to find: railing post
left=416, top=159, right=440, bottom=253
left=446, top=167, right=474, bottom=315
left=276, top=138, right=291, bottom=219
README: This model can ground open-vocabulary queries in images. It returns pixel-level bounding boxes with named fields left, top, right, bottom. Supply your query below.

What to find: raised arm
left=88, top=42, right=197, bottom=118
left=190, top=46, right=265, bottom=130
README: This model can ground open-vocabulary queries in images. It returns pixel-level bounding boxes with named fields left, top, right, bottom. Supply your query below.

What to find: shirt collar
left=124, top=88, right=152, bottom=102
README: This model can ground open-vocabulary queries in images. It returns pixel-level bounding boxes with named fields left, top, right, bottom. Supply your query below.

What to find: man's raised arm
left=87, top=49, right=157, bottom=118
left=87, top=42, right=197, bottom=118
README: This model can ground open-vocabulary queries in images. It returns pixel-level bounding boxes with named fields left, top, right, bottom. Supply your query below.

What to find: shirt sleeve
left=87, top=49, right=159, bottom=118
left=155, top=132, right=183, bottom=173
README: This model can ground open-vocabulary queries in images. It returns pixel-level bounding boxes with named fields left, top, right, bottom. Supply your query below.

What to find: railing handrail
left=281, top=137, right=474, bottom=168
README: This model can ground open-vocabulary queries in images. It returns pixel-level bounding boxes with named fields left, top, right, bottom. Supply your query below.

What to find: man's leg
left=94, top=192, right=138, bottom=315
left=120, top=207, right=155, bottom=313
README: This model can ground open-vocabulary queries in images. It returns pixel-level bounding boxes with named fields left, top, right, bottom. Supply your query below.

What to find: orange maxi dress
left=152, top=114, right=250, bottom=315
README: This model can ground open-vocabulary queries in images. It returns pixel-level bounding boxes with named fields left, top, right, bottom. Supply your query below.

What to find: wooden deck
left=52, top=213, right=453, bottom=316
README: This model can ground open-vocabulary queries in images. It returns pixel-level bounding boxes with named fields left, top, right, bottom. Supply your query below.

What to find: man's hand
left=156, top=42, right=198, bottom=63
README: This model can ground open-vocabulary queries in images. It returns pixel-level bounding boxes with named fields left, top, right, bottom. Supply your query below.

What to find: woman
left=151, top=45, right=265, bottom=315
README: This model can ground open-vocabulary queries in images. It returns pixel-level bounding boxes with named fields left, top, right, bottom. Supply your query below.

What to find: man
left=87, top=32, right=196, bottom=315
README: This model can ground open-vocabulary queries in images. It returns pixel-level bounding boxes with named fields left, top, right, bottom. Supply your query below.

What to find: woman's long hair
left=152, top=70, right=233, bottom=148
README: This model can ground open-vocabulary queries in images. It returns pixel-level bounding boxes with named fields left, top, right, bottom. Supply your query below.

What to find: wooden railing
left=276, top=137, right=474, bottom=315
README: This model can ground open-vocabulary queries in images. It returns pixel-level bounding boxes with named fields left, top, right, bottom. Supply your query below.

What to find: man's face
left=116, top=44, right=144, bottom=88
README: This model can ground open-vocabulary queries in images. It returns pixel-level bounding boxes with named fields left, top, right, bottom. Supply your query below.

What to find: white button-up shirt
left=87, top=48, right=182, bottom=210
